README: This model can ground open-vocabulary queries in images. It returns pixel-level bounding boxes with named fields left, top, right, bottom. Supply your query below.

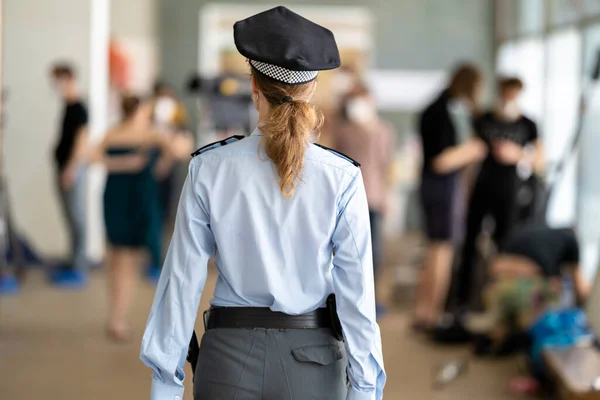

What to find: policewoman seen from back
left=140, top=7, right=385, bottom=400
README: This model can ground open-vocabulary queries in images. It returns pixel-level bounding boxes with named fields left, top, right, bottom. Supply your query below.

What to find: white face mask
left=346, top=98, right=376, bottom=124
left=154, top=97, right=177, bottom=125
left=500, top=100, right=521, bottom=121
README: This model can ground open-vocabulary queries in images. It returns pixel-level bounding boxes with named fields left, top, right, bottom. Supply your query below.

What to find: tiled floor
left=0, top=239, right=540, bottom=400
left=0, top=266, right=527, bottom=400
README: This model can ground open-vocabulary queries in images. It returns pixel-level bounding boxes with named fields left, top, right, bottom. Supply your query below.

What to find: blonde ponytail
left=252, top=70, right=323, bottom=198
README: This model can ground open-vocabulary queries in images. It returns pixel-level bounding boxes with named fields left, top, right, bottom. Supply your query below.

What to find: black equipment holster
left=185, top=310, right=209, bottom=380
left=326, top=294, right=344, bottom=341
left=186, top=330, right=200, bottom=380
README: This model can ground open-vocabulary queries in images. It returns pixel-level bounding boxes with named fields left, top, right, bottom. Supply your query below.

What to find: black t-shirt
left=501, top=225, right=579, bottom=277
left=419, top=90, right=457, bottom=178
left=55, top=101, right=88, bottom=171
left=474, top=111, right=538, bottom=179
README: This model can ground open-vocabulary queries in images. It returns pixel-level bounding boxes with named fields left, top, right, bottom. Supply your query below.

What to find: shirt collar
left=250, top=127, right=263, bottom=136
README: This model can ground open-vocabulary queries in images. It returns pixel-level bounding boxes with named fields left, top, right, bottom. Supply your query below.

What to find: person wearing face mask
left=455, top=77, right=544, bottom=316
left=331, top=83, right=395, bottom=315
left=414, top=64, right=488, bottom=331
left=152, top=81, right=189, bottom=133
left=331, top=66, right=359, bottom=104
left=48, top=63, right=91, bottom=288
left=94, top=95, right=176, bottom=341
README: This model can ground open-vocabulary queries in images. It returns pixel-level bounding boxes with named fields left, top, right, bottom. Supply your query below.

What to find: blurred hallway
left=1, top=264, right=528, bottom=400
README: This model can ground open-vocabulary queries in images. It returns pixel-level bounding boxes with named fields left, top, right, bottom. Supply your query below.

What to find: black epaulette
left=313, top=143, right=360, bottom=167
left=191, top=135, right=245, bottom=157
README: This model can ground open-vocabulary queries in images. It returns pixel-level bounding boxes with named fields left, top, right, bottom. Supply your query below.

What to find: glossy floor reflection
left=1, top=267, right=527, bottom=400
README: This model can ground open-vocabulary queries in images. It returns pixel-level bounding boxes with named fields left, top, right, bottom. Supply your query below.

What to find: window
left=584, top=0, right=600, bottom=16
left=550, top=0, right=583, bottom=26
left=517, top=0, right=545, bottom=35
left=496, top=38, right=545, bottom=123
left=544, top=29, right=582, bottom=227
left=577, top=24, right=600, bottom=281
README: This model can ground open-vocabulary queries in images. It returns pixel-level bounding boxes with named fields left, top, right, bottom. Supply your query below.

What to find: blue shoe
left=0, top=275, right=19, bottom=295
left=376, top=304, right=388, bottom=319
left=145, top=266, right=162, bottom=284
left=49, top=269, right=87, bottom=290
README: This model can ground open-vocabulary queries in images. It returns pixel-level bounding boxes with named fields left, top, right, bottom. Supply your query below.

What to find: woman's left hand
left=492, top=140, right=524, bottom=165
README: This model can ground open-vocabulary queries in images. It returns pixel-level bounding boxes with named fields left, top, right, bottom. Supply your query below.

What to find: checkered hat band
left=249, top=60, right=318, bottom=84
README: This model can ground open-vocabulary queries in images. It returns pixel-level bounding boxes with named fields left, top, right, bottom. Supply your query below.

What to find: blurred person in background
left=469, top=225, right=587, bottom=396
left=140, top=6, right=384, bottom=399
left=331, top=82, right=395, bottom=316
left=152, top=81, right=189, bottom=132
left=455, top=77, right=543, bottom=314
left=95, top=95, right=174, bottom=341
left=330, top=66, right=359, bottom=106
left=148, top=81, right=193, bottom=280
left=413, top=64, right=488, bottom=330
left=320, top=66, right=359, bottom=146
left=49, top=63, right=91, bottom=288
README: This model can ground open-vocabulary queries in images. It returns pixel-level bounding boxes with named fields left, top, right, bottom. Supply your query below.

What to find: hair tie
left=280, top=96, right=293, bottom=104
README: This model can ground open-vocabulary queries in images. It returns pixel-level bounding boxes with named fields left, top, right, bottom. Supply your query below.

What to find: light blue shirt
left=140, top=129, right=386, bottom=400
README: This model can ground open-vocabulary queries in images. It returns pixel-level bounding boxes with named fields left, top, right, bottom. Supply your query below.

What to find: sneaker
left=144, top=266, right=161, bottom=284
left=49, top=268, right=87, bottom=289
left=431, top=314, right=473, bottom=345
left=0, top=275, right=19, bottom=295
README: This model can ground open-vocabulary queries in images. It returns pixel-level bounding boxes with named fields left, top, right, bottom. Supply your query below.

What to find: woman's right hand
left=462, top=138, right=487, bottom=162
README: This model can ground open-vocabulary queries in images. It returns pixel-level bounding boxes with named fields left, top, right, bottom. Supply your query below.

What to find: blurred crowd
left=323, top=63, right=589, bottom=395
left=48, top=63, right=194, bottom=340
left=0, top=57, right=591, bottom=395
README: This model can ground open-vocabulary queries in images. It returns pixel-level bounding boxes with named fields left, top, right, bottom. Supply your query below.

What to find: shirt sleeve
left=562, top=229, right=580, bottom=264
left=140, top=157, right=215, bottom=400
left=528, top=119, right=539, bottom=142
left=331, top=169, right=386, bottom=400
left=77, top=104, right=89, bottom=127
left=419, top=109, right=455, bottom=167
left=472, top=115, right=486, bottom=140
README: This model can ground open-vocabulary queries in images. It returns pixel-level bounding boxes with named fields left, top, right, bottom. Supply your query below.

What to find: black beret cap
left=234, top=6, right=341, bottom=84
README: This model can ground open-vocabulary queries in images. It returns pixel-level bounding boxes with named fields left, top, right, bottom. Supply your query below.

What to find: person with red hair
left=109, top=39, right=129, bottom=91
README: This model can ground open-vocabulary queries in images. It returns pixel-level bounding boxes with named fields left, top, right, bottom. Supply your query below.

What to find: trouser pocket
left=285, top=341, right=347, bottom=399
left=291, top=344, right=343, bottom=365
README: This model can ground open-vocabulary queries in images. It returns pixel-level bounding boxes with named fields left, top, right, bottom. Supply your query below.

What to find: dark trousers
left=194, top=328, right=348, bottom=399
left=455, top=175, right=519, bottom=308
left=57, top=168, right=87, bottom=271
left=369, top=210, right=382, bottom=280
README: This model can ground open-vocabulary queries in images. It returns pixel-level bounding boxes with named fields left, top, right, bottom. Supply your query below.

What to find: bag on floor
left=528, top=308, right=592, bottom=378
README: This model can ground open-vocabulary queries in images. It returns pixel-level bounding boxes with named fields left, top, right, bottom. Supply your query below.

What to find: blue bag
left=529, top=308, right=592, bottom=376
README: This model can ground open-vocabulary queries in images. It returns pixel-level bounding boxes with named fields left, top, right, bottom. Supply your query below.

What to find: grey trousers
left=194, top=328, right=348, bottom=400
left=57, top=168, right=87, bottom=271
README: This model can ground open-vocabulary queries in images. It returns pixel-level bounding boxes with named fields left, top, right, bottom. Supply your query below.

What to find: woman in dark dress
left=413, top=64, right=488, bottom=329
left=97, top=96, right=173, bottom=341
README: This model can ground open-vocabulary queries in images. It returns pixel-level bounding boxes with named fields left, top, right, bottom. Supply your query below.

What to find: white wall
left=4, top=0, right=92, bottom=257
left=111, top=0, right=158, bottom=38
left=3, top=0, right=159, bottom=260
left=111, top=0, right=159, bottom=94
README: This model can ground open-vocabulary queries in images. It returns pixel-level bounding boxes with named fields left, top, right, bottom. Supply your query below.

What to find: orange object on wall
left=109, top=39, right=130, bottom=91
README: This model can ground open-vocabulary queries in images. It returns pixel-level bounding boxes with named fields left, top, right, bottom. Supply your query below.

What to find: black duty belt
left=188, top=295, right=344, bottom=380
left=203, top=306, right=332, bottom=330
